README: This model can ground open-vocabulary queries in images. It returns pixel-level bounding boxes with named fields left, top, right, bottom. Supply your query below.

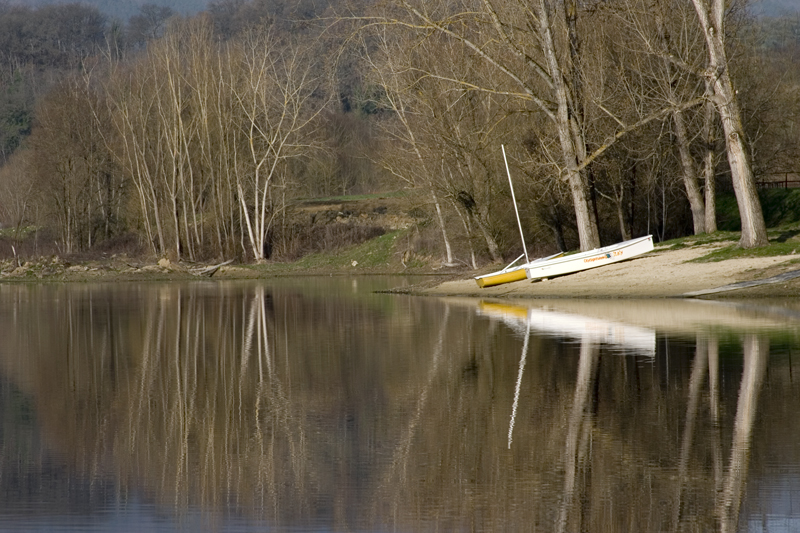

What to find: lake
left=0, top=278, right=798, bottom=532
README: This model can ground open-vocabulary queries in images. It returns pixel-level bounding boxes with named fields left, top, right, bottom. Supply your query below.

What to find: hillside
left=10, top=0, right=209, bottom=20
left=751, top=0, right=800, bottom=16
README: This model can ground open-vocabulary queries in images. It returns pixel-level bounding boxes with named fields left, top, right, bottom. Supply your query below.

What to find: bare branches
left=579, top=96, right=706, bottom=172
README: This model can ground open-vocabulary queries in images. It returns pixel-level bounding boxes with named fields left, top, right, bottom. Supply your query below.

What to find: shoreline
left=411, top=244, right=800, bottom=300
left=3, top=244, right=800, bottom=300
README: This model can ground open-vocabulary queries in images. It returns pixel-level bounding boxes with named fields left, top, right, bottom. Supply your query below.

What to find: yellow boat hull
left=475, top=268, right=527, bottom=288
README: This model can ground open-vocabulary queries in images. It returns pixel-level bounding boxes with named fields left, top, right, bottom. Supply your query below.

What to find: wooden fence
left=756, top=172, right=800, bottom=189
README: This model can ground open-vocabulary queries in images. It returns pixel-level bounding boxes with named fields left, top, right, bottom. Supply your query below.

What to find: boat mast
left=502, top=145, right=529, bottom=263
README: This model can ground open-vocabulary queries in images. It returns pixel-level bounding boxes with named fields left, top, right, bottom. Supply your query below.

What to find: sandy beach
left=418, top=244, right=800, bottom=299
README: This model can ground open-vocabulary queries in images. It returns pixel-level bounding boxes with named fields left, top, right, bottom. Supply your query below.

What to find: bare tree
left=600, top=0, right=715, bottom=236
left=106, top=56, right=168, bottom=256
left=689, top=0, right=768, bottom=247
left=359, top=0, right=710, bottom=251
left=183, top=19, right=241, bottom=259
left=229, top=27, right=329, bottom=262
left=370, top=0, right=601, bottom=251
left=358, top=28, right=459, bottom=265
left=27, top=75, right=120, bottom=253
left=0, top=150, right=34, bottom=248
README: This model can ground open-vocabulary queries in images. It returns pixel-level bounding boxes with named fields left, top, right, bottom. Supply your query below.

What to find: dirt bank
left=416, top=244, right=800, bottom=299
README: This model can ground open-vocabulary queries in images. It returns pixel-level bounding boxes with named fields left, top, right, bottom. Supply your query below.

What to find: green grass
left=667, top=189, right=800, bottom=262
left=690, top=243, right=799, bottom=262
left=0, top=225, right=36, bottom=239
left=657, top=231, right=740, bottom=250
left=717, top=189, right=800, bottom=231
left=689, top=235, right=800, bottom=263
left=251, top=229, right=407, bottom=274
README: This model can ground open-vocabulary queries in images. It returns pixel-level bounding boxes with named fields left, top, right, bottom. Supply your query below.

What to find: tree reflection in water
left=0, top=283, right=796, bottom=532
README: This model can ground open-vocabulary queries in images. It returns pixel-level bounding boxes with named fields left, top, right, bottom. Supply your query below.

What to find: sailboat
left=474, top=146, right=560, bottom=288
left=525, top=235, right=654, bottom=281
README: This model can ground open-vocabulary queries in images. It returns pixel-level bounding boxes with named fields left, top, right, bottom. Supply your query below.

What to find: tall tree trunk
left=473, top=211, right=502, bottom=263
left=536, top=0, right=600, bottom=252
left=432, top=191, right=455, bottom=265
left=673, top=109, right=707, bottom=234
left=615, top=183, right=631, bottom=241
left=713, top=70, right=766, bottom=247
left=690, top=0, right=768, bottom=248
left=703, top=98, right=719, bottom=233
left=656, top=4, right=706, bottom=236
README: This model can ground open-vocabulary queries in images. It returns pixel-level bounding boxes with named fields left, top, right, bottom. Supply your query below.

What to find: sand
left=418, top=244, right=800, bottom=299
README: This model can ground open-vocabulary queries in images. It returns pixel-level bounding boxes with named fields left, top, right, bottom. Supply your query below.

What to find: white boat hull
left=475, top=252, right=564, bottom=288
left=478, top=301, right=656, bottom=356
left=525, top=235, right=654, bottom=281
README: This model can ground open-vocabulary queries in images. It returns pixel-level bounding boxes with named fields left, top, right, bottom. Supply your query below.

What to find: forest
left=0, top=0, right=799, bottom=267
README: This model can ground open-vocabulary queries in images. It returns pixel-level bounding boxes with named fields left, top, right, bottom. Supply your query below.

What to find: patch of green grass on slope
left=252, top=230, right=407, bottom=273
left=690, top=237, right=800, bottom=263
left=717, top=189, right=800, bottom=231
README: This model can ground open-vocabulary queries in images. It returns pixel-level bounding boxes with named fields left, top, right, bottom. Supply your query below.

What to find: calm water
left=0, top=278, right=799, bottom=532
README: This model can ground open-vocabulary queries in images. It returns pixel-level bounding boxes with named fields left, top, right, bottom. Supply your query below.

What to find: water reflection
left=460, top=298, right=794, bottom=533
left=0, top=283, right=798, bottom=532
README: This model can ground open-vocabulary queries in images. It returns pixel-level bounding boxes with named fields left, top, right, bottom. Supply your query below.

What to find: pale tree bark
left=152, top=34, right=195, bottom=261
left=106, top=61, right=167, bottom=256
left=432, top=191, right=455, bottom=265
left=690, top=0, right=768, bottom=247
left=635, top=0, right=710, bottom=235
left=672, top=109, right=707, bottom=233
left=608, top=180, right=631, bottom=241
left=527, top=0, right=601, bottom=251
left=185, top=25, right=230, bottom=258
left=180, top=17, right=239, bottom=260
left=452, top=201, right=479, bottom=269
left=702, top=97, right=719, bottom=233
left=230, top=29, right=328, bottom=262
left=370, top=0, right=717, bottom=251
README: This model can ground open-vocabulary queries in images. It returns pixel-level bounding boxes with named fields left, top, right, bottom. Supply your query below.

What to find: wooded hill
left=0, top=0, right=799, bottom=267
left=8, top=0, right=208, bottom=20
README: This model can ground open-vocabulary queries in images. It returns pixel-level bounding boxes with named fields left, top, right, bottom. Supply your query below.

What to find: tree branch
left=578, top=96, right=706, bottom=172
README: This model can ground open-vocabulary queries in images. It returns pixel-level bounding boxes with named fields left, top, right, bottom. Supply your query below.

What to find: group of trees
left=0, top=0, right=799, bottom=264
left=360, top=0, right=790, bottom=254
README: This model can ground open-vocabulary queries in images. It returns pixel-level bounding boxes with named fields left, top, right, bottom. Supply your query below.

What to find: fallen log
left=191, top=259, right=234, bottom=277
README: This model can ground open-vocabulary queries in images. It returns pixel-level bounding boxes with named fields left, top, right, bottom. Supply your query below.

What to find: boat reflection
left=477, top=300, right=656, bottom=356
left=471, top=299, right=778, bottom=533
